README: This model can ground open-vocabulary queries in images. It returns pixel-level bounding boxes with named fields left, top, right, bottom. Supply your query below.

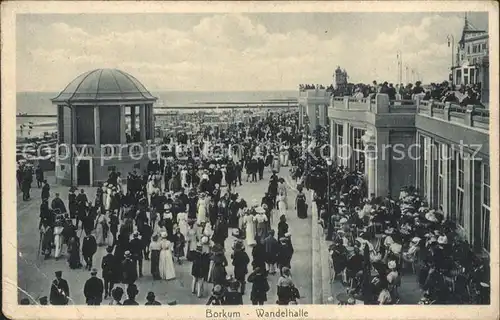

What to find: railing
left=449, top=104, right=467, bottom=113
left=473, top=108, right=490, bottom=117
left=390, top=99, right=415, bottom=106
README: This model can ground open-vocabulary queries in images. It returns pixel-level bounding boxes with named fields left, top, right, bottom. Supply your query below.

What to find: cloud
left=17, top=13, right=469, bottom=92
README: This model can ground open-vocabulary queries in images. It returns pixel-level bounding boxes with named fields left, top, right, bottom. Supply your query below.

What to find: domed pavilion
left=52, top=69, right=158, bottom=186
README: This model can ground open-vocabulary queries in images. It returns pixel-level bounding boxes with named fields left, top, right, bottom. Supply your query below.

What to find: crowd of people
left=23, top=110, right=322, bottom=306
left=296, top=141, right=491, bottom=305
left=18, top=102, right=490, bottom=306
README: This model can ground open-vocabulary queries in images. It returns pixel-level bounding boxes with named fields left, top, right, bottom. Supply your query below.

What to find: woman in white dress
left=158, top=232, right=176, bottom=280
left=53, top=219, right=64, bottom=259
left=177, top=211, right=188, bottom=239
left=277, top=180, right=288, bottom=209
left=95, top=213, right=112, bottom=246
left=105, top=187, right=112, bottom=211
left=243, top=210, right=256, bottom=246
left=220, top=165, right=227, bottom=187
left=277, top=192, right=287, bottom=218
left=180, top=167, right=188, bottom=189
left=197, top=194, right=208, bottom=225
left=147, top=177, right=155, bottom=206
left=185, top=221, right=198, bottom=261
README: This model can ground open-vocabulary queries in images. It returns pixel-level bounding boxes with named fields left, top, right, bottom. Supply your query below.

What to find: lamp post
left=396, top=50, right=403, bottom=85
left=447, top=34, right=455, bottom=85
left=405, top=65, right=409, bottom=84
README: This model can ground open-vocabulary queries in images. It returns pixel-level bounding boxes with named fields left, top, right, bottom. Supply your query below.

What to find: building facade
left=323, top=94, right=490, bottom=254
left=452, top=16, right=489, bottom=103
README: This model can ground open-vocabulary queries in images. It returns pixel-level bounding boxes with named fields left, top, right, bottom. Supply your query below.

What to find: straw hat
left=385, top=228, right=395, bottom=235
left=255, top=206, right=265, bottom=214
left=201, top=236, right=209, bottom=244
left=160, top=232, right=168, bottom=239
left=388, top=260, right=397, bottom=269
left=437, top=235, right=448, bottom=245
left=425, top=211, right=438, bottom=222
left=411, top=237, right=421, bottom=244
left=339, top=218, right=348, bottom=224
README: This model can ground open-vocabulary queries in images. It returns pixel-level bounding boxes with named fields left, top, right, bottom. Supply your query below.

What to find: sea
left=16, top=90, right=298, bottom=138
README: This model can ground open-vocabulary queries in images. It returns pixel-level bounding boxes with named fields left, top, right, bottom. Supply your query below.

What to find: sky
left=16, top=12, right=488, bottom=92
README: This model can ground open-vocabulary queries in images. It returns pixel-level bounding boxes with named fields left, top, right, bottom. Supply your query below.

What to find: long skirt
left=159, top=250, right=176, bottom=280
left=297, top=201, right=308, bottom=219
left=150, top=250, right=161, bottom=278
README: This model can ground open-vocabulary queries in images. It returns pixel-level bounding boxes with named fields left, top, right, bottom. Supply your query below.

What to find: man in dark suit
left=84, top=268, right=104, bottom=305
left=129, top=232, right=144, bottom=277
left=49, top=271, right=69, bottom=305
left=82, top=233, right=97, bottom=270
left=101, top=246, right=118, bottom=299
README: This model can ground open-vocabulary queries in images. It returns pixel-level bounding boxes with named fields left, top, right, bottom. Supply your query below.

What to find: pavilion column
left=130, top=106, right=136, bottom=137
left=120, top=106, right=126, bottom=144
left=362, top=130, right=376, bottom=197
left=149, top=104, right=155, bottom=141
left=140, top=105, right=146, bottom=143
left=94, top=106, right=100, bottom=156
left=330, top=119, right=336, bottom=162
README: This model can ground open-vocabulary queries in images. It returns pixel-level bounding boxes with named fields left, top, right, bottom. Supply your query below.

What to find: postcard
left=2, top=1, right=498, bottom=319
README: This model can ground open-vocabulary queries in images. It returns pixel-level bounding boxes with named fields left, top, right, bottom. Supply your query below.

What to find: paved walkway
left=17, top=169, right=313, bottom=305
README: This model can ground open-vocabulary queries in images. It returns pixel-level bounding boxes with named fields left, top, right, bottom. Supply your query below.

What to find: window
left=423, top=137, right=432, bottom=201
left=456, top=151, right=465, bottom=228
left=467, top=45, right=470, bottom=54
left=481, top=163, right=490, bottom=250
left=437, top=143, right=447, bottom=210
left=336, top=124, right=344, bottom=163
left=482, top=43, right=487, bottom=51
left=351, top=127, right=365, bottom=171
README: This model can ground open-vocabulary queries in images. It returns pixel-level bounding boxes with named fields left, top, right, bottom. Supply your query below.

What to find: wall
left=389, top=130, right=417, bottom=196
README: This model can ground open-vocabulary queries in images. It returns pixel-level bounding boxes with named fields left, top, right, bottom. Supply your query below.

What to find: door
left=77, top=159, right=91, bottom=186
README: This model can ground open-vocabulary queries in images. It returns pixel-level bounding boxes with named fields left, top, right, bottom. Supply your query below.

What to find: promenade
left=16, top=169, right=313, bottom=305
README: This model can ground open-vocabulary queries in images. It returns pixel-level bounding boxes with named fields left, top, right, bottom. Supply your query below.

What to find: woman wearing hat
left=254, top=207, right=268, bottom=239
left=158, top=232, right=176, bottom=280
left=197, top=193, right=208, bottom=225
left=208, top=244, right=228, bottom=287
left=386, top=260, right=401, bottom=301
left=206, top=284, right=225, bottom=305
left=185, top=220, right=198, bottom=261
left=243, top=209, right=257, bottom=246
left=277, top=267, right=298, bottom=305
left=295, top=187, right=308, bottom=219
left=172, top=226, right=186, bottom=264
left=53, top=217, right=65, bottom=260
